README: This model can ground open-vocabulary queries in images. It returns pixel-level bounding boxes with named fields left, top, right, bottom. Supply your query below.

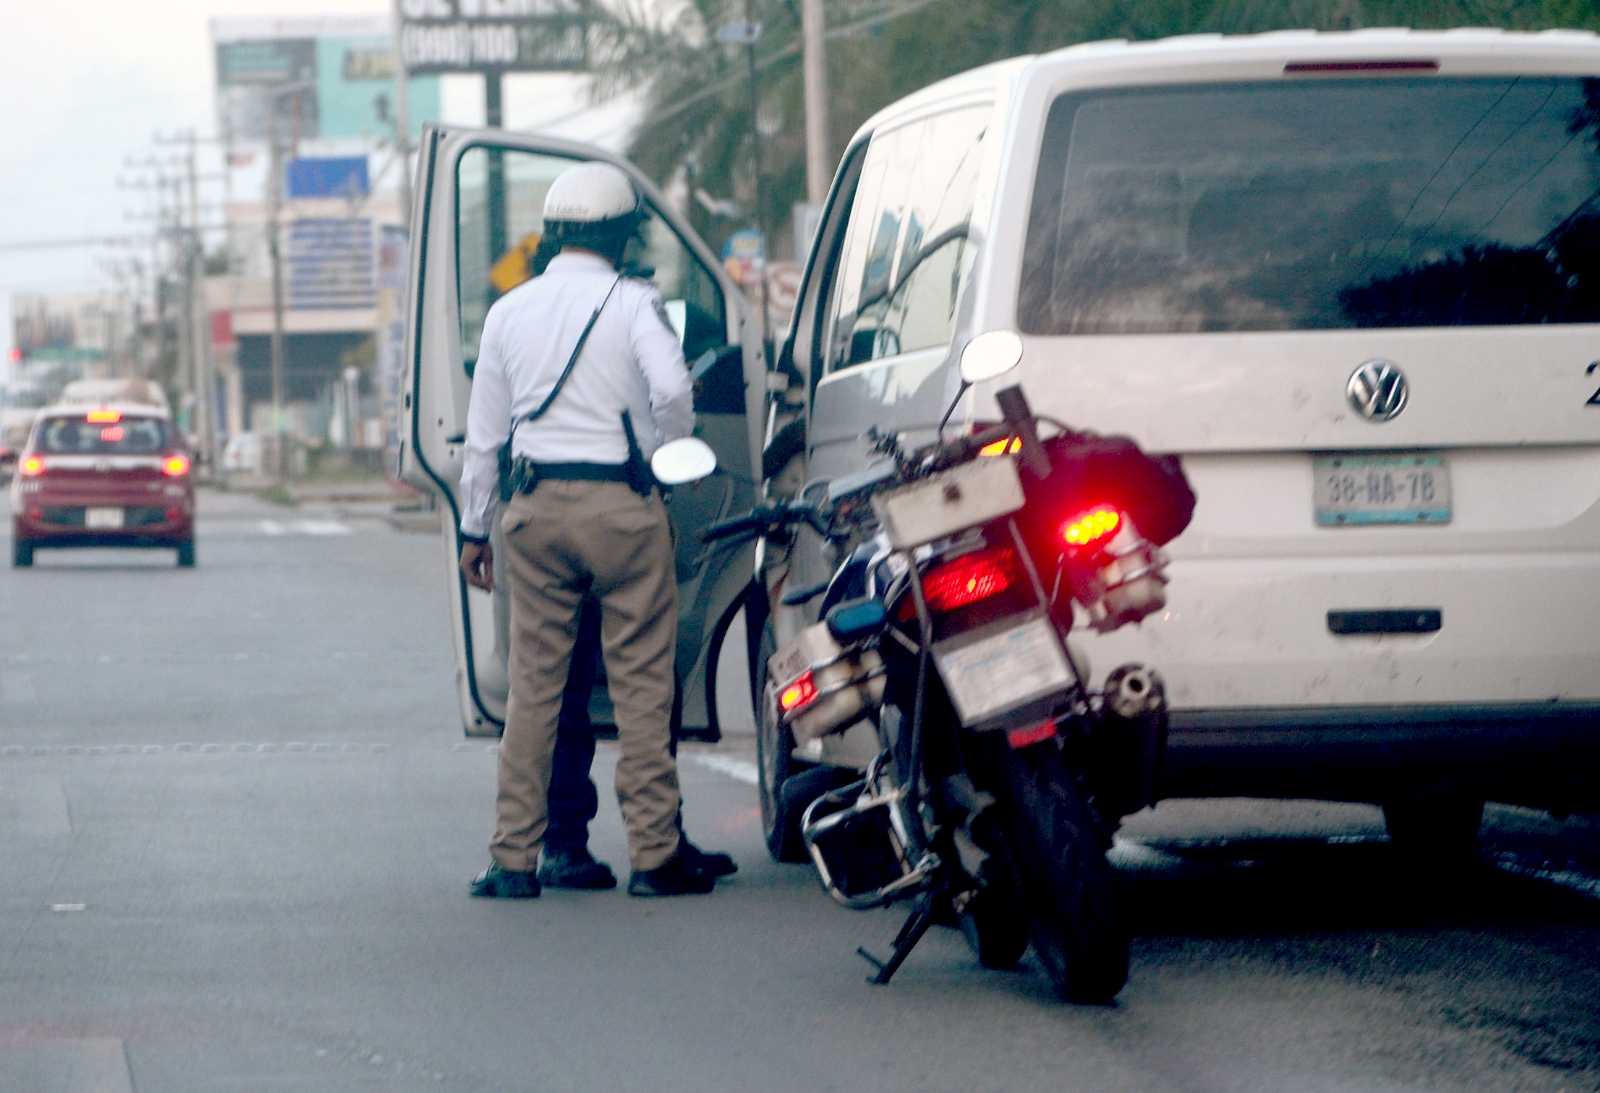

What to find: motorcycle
left=701, top=332, right=1196, bottom=1002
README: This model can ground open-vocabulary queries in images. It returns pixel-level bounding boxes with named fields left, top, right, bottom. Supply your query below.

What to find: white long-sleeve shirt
left=458, top=251, right=695, bottom=539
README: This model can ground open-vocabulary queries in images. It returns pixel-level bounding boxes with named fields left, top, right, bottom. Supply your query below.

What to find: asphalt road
left=3, top=485, right=1599, bottom=1093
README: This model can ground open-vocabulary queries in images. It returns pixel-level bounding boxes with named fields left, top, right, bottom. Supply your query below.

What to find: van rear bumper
left=1161, top=701, right=1600, bottom=813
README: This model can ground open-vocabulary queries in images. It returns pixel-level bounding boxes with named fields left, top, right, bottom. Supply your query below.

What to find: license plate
left=933, top=613, right=1075, bottom=726
left=85, top=507, right=124, bottom=529
left=1313, top=455, right=1451, bottom=526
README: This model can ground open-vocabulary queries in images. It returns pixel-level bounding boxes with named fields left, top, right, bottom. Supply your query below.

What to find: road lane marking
left=259, top=519, right=354, bottom=536
left=685, top=753, right=759, bottom=785
left=1489, top=851, right=1600, bottom=904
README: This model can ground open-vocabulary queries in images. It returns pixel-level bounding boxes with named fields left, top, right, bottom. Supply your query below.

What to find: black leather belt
left=527, top=461, right=629, bottom=483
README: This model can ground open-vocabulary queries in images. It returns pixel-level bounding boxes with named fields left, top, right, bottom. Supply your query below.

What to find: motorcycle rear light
left=162, top=454, right=191, bottom=477
left=21, top=455, right=45, bottom=476
left=779, top=670, right=817, bottom=714
left=1061, top=506, right=1120, bottom=549
left=1006, top=721, right=1058, bottom=749
left=86, top=410, right=121, bottom=423
left=902, top=546, right=1019, bottom=620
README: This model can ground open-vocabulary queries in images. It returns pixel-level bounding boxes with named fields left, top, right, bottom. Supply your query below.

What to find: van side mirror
left=958, top=330, right=1023, bottom=384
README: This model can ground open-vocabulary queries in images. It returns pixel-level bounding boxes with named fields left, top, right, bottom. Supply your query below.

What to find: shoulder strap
left=518, top=272, right=625, bottom=429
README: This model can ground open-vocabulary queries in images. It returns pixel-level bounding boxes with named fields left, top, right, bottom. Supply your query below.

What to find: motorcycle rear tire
left=996, top=743, right=1129, bottom=1004
left=754, top=616, right=812, bottom=862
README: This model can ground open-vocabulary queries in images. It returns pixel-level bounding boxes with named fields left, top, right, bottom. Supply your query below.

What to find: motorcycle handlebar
left=701, top=503, right=828, bottom=544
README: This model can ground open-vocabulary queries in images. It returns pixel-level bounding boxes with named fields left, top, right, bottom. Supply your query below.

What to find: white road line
left=1489, top=852, right=1600, bottom=903
left=686, top=753, right=759, bottom=785
left=259, top=519, right=353, bottom=536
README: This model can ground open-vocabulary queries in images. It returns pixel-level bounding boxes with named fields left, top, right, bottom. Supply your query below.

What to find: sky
left=0, top=0, right=640, bottom=346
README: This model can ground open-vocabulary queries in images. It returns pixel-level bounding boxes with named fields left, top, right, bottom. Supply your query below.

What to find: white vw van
left=403, top=28, right=1600, bottom=851
left=773, top=27, right=1600, bottom=847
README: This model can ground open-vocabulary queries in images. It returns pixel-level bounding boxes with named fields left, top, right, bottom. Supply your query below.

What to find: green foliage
left=589, top=0, right=1600, bottom=255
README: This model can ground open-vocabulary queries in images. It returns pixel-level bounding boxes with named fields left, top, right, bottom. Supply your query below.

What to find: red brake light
left=21, top=455, right=45, bottom=476
left=1061, top=507, right=1120, bottom=549
left=906, top=546, right=1019, bottom=619
left=162, top=454, right=191, bottom=477
left=101, top=426, right=125, bottom=442
left=86, top=410, right=121, bottom=424
left=779, top=670, right=817, bottom=714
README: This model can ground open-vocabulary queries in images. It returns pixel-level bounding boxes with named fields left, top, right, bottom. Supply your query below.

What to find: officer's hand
left=460, top=540, right=494, bottom=592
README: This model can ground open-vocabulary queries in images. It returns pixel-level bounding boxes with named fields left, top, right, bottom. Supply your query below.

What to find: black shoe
left=678, top=836, right=737, bottom=878
left=627, top=850, right=717, bottom=897
left=537, top=847, right=618, bottom=890
left=470, top=862, right=541, bottom=899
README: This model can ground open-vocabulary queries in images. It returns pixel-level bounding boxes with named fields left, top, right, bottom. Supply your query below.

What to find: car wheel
left=1383, top=793, right=1484, bottom=856
left=176, top=540, right=196, bottom=568
left=12, top=540, right=33, bottom=567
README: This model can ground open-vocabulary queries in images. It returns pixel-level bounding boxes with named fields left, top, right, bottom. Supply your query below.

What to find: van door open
left=399, top=124, right=767, bottom=736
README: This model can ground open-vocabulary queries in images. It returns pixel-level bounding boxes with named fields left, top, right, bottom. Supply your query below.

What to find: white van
left=774, top=27, right=1600, bottom=845
left=403, top=29, right=1600, bottom=849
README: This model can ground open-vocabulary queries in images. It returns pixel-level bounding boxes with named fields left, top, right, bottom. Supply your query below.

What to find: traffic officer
left=458, top=160, right=724, bottom=898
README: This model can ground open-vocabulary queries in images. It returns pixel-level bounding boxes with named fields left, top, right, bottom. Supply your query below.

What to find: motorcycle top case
left=872, top=455, right=1026, bottom=549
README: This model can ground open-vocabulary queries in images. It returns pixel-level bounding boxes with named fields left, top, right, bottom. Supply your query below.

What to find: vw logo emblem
left=1347, top=360, right=1409, bottom=422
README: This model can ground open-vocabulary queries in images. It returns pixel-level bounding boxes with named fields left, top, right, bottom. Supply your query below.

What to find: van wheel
left=1383, top=793, right=1484, bottom=856
left=176, top=540, right=196, bottom=568
left=12, top=541, right=33, bottom=567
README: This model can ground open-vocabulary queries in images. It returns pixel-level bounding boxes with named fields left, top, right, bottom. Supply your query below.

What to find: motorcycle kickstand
left=857, top=890, right=938, bottom=986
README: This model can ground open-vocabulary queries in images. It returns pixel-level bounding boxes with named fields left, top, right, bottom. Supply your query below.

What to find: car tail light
left=86, top=409, right=121, bottom=423
left=1061, top=506, right=1121, bottom=550
left=779, top=670, right=817, bottom=715
left=21, top=455, right=45, bottom=476
left=101, top=426, right=125, bottom=443
left=162, top=454, right=191, bottom=477
left=902, top=545, right=1020, bottom=620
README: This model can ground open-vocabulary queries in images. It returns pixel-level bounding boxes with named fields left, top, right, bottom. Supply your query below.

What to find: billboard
left=287, top=219, right=376, bottom=310
left=213, top=17, right=441, bottom=144
left=398, top=0, right=586, bottom=74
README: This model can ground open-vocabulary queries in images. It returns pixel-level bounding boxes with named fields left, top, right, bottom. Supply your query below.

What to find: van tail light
left=1061, top=506, right=1121, bottom=551
left=779, top=670, right=818, bottom=715
left=162, top=454, right=191, bottom=477
left=21, top=455, right=45, bottom=476
left=900, top=545, right=1020, bottom=620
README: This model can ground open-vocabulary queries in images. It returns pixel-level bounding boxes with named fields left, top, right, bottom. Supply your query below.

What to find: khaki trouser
left=491, top=479, right=681, bottom=873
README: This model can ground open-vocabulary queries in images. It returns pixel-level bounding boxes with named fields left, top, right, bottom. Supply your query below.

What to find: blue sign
left=286, top=157, right=370, bottom=200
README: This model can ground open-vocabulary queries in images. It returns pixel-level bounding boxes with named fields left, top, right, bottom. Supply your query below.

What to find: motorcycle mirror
left=651, top=437, right=717, bottom=485
left=958, top=330, right=1023, bottom=385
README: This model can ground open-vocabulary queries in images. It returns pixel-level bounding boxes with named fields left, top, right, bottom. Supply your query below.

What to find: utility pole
left=801, top=0, right=829, bottom=206
left=390, top=0, right=414, bottom=224
left=181, top=130, right=218, bottom=472
left=266, top=109, right=290, bottom=481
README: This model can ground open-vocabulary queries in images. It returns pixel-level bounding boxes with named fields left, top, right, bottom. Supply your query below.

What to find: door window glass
left=455, top=147, right=727, bottom=374
left=823, top=106, right=988, bottom=372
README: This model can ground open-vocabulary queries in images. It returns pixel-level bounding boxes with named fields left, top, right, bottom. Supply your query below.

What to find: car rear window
left=1020, top=76, right=1600, bottom=334
left=36, top=415, right=170, bottom=455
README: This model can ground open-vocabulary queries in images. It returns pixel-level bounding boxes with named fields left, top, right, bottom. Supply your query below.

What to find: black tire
left=754, top=616, right=809, bottom=862
left=958, top=850, right=1031, bottom=970
left=176, top=540, right=196, bottom=568
left=1383, top=793, right=1484, bottom=857
left=994, top=743, right=1129, bottom=1003
left=12, top=540, right=34, bottom=567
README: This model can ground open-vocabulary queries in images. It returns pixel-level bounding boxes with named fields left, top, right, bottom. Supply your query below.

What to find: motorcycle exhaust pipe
left=1089, top=664, right=1168, bottom=820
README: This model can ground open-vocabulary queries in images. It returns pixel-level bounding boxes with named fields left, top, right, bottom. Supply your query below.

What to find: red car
left=10, top=404, right=195, bottom=567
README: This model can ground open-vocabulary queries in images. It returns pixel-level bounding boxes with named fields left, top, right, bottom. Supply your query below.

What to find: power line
left=0, top=235, right=151, bottom=253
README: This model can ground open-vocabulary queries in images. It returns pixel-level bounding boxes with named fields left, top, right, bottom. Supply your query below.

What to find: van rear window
left=1020, top=77, right=1600, bottom=334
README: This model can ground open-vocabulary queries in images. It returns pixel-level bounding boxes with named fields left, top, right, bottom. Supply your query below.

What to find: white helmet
left=544, top=161, right=640, bottom=225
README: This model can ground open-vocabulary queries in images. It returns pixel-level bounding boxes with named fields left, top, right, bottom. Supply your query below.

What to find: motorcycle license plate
left=85, top=507, right=124, bottom=529
left=933, top=613, right=1075, bottom=726
left=1313, top=454, right=1451, bottom=525
left=873, top=456, right=1024, bottom=549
